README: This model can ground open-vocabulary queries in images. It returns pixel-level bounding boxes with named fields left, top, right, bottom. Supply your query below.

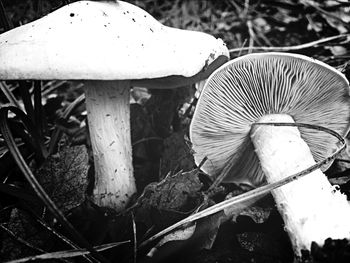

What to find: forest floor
left=1, top=0, right=350, bottom=263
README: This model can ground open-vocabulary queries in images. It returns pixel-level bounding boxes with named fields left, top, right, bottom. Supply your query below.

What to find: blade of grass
left=18, top=81, right=35, bottom=124
left=0, top=82, right=22, bottom=109
left=0, top=107, right=109, bottom=263
left=4, top=241, right=129, bottom=263
left=33, top=81, right=45, bottom=138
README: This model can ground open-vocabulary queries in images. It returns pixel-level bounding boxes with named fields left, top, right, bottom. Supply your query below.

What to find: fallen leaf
left=36, top=144, right=89, bottom=212
left=134, top=169, right=203, bottom=228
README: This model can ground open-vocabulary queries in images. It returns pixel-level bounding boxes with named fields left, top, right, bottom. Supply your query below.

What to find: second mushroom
left=190, top=52, right=350, bottom=255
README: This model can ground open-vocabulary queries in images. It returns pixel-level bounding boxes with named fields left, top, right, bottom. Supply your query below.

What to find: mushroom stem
left=84, top=80, right=136, bottom=211
left=251, top=114, right=350, bottom=255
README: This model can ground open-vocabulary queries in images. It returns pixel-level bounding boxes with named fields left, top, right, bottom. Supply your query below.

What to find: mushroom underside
left=190, top=53, right=350, bottom=185
left=190, top=53, right=350, bottom=255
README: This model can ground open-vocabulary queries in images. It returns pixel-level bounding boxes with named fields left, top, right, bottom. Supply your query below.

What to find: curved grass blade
left=6, top=119, right=45, bottom=163
left=0, top=107, right=109, bottom=263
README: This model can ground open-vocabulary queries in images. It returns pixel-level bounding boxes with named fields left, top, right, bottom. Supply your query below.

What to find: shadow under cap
left=190, top=52, right=350, bottom=185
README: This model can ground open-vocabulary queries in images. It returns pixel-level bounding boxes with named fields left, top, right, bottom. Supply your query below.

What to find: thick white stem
left=84, top=81, right=136, bottom=211
left=251, top=114, right=350, bottom=255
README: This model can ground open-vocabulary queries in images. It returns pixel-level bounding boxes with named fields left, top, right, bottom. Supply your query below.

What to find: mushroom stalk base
left=251, top=114, right=350, bottom=255
left=85, top=81, right=136, bottom=211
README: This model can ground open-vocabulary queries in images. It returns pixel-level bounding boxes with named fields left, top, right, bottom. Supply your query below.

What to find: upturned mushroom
left=0, top=1, right=229, bottom=211
left=190, top=52, right=350, bottom=255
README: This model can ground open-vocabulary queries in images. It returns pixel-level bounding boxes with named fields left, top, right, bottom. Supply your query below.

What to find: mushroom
left=0, top=1, right=229, bottom=211
left=190, top=52, right=350, bottom=255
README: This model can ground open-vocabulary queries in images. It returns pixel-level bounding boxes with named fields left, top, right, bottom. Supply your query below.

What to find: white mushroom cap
left=0, top=0, right=228, bottom=81
left=190, top=52, right=350, bottom=185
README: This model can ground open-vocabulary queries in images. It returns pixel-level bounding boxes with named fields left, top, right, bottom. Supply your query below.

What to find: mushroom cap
left=0, top=1, right=228, bottom=81
left=190, top=52, right=350, bottom=185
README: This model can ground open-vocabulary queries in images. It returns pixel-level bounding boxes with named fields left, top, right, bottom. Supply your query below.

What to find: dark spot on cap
left=126, top=11, right=129, bottom=13
left=31, top=25, right=35, bottom=27
left=150, top=28, right=154, bottom=32
left=104, top=24, right=107, bottom=27
left=70, top=13, right=75, bottom=17
left=132, top=18, right=135, bottom=22
left=141, top=43, right=144, bottom=47
left=144, top=15, right=146, bottom=18
left=123, top=12, right=126, bottom=15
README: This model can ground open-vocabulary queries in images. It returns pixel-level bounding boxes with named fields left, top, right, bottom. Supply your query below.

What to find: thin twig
left=229, top=33, right=350, bottom=54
